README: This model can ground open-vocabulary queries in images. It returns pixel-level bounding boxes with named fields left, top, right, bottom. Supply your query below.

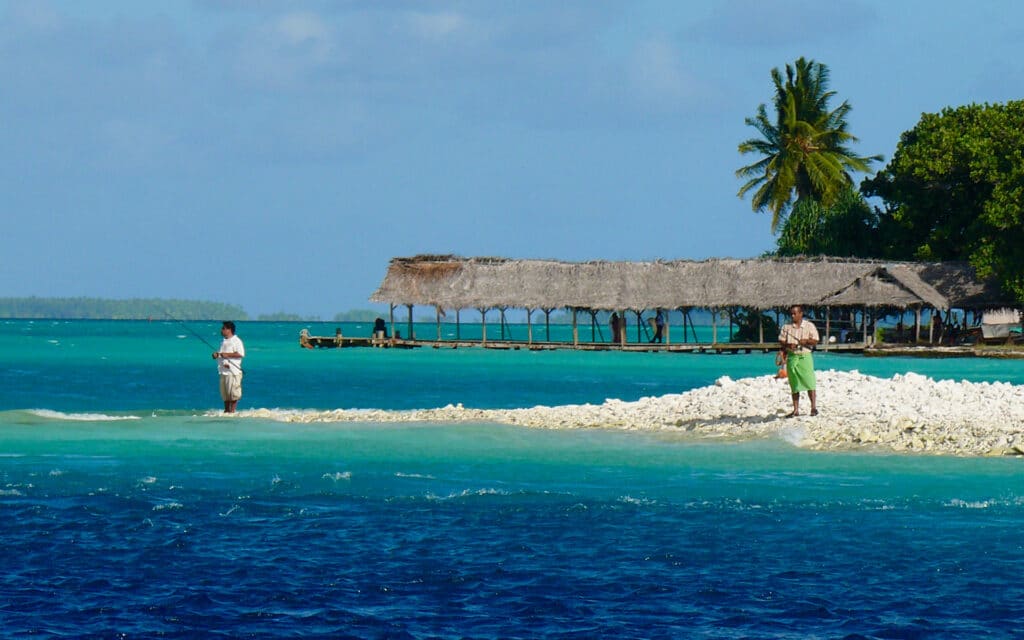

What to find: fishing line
left=163, top=310, right=244, bottom=374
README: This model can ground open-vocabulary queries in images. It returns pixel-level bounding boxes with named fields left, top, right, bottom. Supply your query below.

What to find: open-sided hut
left=370, top=255, right=1012, bottom=347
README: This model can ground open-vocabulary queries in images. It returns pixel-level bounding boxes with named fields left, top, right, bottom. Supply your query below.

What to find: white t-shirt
left=218, top=335, right=245, bottom=375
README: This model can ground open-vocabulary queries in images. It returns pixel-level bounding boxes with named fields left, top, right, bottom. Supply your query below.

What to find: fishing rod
left=163, top=310, right=244, bottom=374
left=165, top=311, right=218, bottom=350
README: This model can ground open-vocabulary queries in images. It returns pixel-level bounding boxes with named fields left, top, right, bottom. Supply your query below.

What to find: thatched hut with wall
left=369, top=255, right=1012, bottom=348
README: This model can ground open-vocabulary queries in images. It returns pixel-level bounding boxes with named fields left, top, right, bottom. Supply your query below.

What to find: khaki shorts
left=219, top=373, right=243, bottom=401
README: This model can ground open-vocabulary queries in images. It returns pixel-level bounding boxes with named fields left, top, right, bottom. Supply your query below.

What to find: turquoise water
left=2, top=320, right=1024, bottom=637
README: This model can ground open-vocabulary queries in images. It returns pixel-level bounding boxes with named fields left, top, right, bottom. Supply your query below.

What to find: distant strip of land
left=0, top=297, right=247, bottom=320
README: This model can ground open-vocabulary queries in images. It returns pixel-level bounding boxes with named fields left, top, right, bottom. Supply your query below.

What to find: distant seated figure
left=774, top=350, right=788, bottom=379
left=373, top=317, right=389, bottom=340
left=334, top=327, right=343, bottom=345
left=299, top=328, right=314, bottom=349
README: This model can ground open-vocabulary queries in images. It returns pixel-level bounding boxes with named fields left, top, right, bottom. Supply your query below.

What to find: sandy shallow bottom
left=243, top=370, right=1024, bottom=457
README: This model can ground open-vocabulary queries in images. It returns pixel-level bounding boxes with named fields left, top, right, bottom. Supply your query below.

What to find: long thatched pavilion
left=369, top=255, right=1012, bottom=350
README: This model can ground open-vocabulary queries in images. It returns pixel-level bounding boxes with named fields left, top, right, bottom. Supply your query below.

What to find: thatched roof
left=370, top=255, right=1011, bottom=311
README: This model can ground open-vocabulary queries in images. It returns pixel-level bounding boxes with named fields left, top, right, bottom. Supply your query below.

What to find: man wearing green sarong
left=779, top=305, right=819, bottom=417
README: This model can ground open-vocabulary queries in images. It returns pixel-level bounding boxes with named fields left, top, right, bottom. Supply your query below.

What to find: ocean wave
left=426, top=488, right=514, bottom=501
left=153, top=502, right=183, bottom=511
left=322, top=472, right=352, bottom=481
left=28, top=409, right=140, bottom=422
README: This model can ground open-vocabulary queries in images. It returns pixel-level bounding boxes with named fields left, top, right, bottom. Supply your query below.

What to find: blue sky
left=2, top=0, right=1022, bottom=318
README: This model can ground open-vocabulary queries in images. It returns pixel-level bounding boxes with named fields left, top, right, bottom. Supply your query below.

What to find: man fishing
left=779, top=305, right=818, bottom=417
left=212, top=321, right=245, bottom=413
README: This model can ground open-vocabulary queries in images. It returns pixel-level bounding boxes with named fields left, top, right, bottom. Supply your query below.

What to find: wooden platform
left=299, top=334, right=866, bottom=354
left=302, top=336, right=416, bottom=349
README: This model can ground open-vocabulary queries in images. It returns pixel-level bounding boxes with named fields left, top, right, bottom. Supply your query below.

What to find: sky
left=2, top=0, right=1023, bottom=319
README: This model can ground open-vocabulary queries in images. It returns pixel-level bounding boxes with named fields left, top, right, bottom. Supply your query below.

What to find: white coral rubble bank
left=245, top=370, right=1024, bottom=457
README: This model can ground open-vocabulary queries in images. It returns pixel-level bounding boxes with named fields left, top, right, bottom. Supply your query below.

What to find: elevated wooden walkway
left=300, top=334, right=866, bottom=354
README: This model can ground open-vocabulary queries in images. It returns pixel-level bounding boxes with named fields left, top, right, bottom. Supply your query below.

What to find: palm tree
left=736, top=57, right=881, bottom=232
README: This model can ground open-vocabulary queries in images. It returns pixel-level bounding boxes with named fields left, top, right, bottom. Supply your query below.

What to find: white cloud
left=688, top=0, right=877, bottom=47
left=277, top=11, right=331, bottom=48
left=404, top=10, right=468, bottom=41
left=223, top=10, right=341, bottom=89
left=624, top=37, right=721, bottom=116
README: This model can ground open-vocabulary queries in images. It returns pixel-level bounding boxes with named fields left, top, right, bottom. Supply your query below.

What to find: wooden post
left=544, top=309, right=552, bottom=342
left=480, top=308, right=487, bottom=346
left=928, top=308, right=934, bottom=344
left=712, top=308, right=718, bottom=345
left=389, top=303, right=395, bottom=340
left=499, top=307, right=507, bottom=341
left=758, top=312, right=764, bottom=345
left=590, top=310, right=597, bottom=342
left=572, top=308, right=579, bottom=347
left=620, top=309, right=627, bottom=346
left=635, top=310, right=643, bottom=343
left=456, top=309, right=461, bottom=341
left=862, top=307, right=868, bottom=345
left=526, top=308, right=533, bottom=345
left=436, top=306, right=442, bottom=342
left=665, top=308, right=671, bottom=346
left=825, top=308, right=831, bottom=353
left=406, top=304, right=413, bottom=342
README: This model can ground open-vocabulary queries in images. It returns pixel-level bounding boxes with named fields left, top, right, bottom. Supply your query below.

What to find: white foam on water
left=322, top=471, right=352, bottom=481
left=29, top=409, right=140, bottom=422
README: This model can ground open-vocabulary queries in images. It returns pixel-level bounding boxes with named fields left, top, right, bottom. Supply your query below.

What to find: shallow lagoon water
left=2, top=320, right=1024, bottom=637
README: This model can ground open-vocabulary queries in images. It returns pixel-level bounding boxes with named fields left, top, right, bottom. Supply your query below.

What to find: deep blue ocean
left=3, top=319, right=1024, bottom=638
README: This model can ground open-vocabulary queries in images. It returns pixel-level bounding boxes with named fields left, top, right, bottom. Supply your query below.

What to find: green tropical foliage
left=333, top=309, right=383, bottom=322
left=737, top=57, right=882, bottom=231
left=0, top=297, right=249, bottom=320
left=863, top=101, right=1024, bottom=301
left=774, top=186, right=879, bottom=257
left=730, top=308, right=780, bottom=342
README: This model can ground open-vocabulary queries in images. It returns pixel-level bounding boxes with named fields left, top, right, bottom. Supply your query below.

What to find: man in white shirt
left=212, top=321, right=245, bottom=413
left=779, top=305, right=818, bottom=417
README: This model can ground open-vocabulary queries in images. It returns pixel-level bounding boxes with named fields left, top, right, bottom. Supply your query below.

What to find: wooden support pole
left=712, top=308, right=718, bottom=344
left=544, top=309, right=552, bottom=342
left=406, top=304, right=413, bottom=341
left=526, top=308, right=533, bottom=345
left=572, top=308, right=579, bottom=347
left=456, top=309, right=461, bottom=341
left=665, top=308, right=671, bottom=345
left=389, top=303, right=395, bottom=340
left=825, top=308, right=831, bottom=353
left=436, top=306, right=442, bottom=342
left=480, top=308, right=487, bottom=345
